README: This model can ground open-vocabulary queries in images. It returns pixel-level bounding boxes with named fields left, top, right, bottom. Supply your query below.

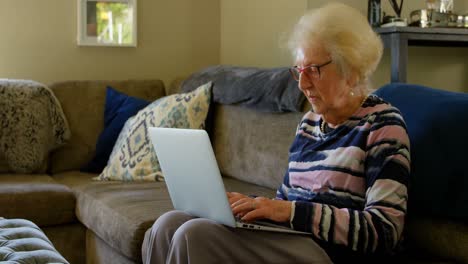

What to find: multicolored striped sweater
left=276, top=95, right=410, bottom=255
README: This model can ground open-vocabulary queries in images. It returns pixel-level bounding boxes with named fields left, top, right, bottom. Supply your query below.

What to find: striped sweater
left=276, top=95, right=410, bottom=255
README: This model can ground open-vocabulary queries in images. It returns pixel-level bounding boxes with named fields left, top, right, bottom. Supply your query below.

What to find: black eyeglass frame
left=289, top=60, right=332, bottom=81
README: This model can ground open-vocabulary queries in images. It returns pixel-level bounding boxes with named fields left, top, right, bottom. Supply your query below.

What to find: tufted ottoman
left=0, top=218, right=69, bottom=263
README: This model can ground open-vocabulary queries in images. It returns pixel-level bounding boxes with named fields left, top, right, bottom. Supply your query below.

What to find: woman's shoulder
left=363, top=94, right=403, bottom=117
left=365, top=94, right=390, bottom=109
left=364, top=94, right=407, bottom=128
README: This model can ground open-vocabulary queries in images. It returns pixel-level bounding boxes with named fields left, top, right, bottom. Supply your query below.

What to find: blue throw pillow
left=374, top=83, right=468, bottom=221
left=80, top=86, right=150, bottom=173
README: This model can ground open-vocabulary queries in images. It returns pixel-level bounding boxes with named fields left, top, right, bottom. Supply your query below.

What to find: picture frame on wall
left=77, top=0, right=137, bottom=47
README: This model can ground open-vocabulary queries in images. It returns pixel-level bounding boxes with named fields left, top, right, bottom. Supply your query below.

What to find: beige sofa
left=0, top=77, right=467, bottom=264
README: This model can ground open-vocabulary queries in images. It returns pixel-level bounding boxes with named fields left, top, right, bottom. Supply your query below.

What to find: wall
left=221, top=0, right=468, bottom=92
left=0, top=0, right=220, bottom=86
left=1, top=1, right=466, bottom=91
left=221, top=0, right=308, bottom=67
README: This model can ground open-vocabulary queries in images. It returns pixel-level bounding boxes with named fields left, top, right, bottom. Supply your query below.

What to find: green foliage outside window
left=95, top=2, right=133, bottom=44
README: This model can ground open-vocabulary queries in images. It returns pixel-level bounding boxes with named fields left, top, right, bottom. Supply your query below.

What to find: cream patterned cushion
left=95, top=81, right=212, bottom=181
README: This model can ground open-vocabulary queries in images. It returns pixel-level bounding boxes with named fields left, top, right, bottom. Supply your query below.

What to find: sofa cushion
left=374, top=83, right=468, bottom=221
left=212, top=103, right=305, bottom=189
left=96, top=81, right=212, bottom=182
left=53, top=171, right=172, bottom=261
left=405, top=217, right=468, bottom=263
left=53, top=171, right=276, bottom=261
left=0, top=174, right=76, bottom=226
left=49, top=80, right=166, bottom=174
left=81, top=86, right=150, bottom=173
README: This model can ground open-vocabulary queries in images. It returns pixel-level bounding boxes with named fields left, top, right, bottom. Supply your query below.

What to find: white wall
left=221, top=0, right=468, bottom=92
left=0, top=0, right=220, bottom=86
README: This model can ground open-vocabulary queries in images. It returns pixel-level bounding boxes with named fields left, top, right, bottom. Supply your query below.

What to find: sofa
left=0, top=70, right=467, bottom=264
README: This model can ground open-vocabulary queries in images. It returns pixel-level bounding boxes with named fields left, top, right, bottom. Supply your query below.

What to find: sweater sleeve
left=275, top=171, right=290, bottom=200
left=291, top=109, right=410, bottom=255
left=275, top=120, right=304, bottom=201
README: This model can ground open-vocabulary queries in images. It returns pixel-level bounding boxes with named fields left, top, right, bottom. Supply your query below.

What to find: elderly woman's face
left=294, top=42, right=351, bottom=116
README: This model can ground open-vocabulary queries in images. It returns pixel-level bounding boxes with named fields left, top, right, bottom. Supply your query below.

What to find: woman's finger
left=230, top=197, right=252, bottom=207
left=231, top=198, right=256, bottom=215
left=227, top=192, right=248, bottom=204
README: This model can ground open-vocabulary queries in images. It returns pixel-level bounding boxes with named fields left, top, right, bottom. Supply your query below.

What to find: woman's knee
left=146, top=210, right=194, bottom=245
left=152, top=210, right=192, bottom=230
left=143, top=211, right=193, bottom=264
left=171, top=218, right=220, bottom=244
left=167, top=219, right=235, bottom=263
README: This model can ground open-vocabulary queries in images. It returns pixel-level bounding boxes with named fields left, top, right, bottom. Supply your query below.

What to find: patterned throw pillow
left=95, top=81, right=212, bottom=181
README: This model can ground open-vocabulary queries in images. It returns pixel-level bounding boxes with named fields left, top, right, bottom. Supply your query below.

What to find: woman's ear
left=345, top=71, right=359, bottom=88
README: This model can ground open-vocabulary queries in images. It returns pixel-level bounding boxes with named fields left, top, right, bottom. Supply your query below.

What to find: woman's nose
left=298, top=73, right=313, bottom=92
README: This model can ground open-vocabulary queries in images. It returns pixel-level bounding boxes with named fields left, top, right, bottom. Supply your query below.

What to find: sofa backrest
left=211, top=103, right=307, bottom=190
left=49, top=80, right=166, bottom=174
left=374, top=83, right=468, bottom=221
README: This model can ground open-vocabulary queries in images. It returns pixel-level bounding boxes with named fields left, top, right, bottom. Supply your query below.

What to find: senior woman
left=142, top=3, right=410, bottom=263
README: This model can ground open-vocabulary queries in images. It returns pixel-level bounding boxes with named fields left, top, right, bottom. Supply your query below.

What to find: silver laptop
left=148, top=127, right=310, bottom=235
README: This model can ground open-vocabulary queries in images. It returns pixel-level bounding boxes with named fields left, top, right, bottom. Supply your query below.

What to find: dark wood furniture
left=375, top=26, right=468, bottom=83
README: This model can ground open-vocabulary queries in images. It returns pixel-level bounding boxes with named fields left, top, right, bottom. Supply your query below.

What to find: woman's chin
left=309, top=103, right=322, bottom=114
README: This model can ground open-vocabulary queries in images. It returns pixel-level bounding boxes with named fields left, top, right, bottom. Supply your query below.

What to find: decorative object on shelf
left=409, top=10, right=467, bottom=28
left=410, top=0, right=466, bottom=28
left=439, top=0, right=454, bottom=13
left=409, top=9, right=448, bottom=27
left=425, top=0, right=454, bottom=13
left=464, top=14, right=468, bottom=27
left=426, top=0, right=438, bottom=10
left=388, top=0, right=404, bottom=17
left=381, top=0, right=407, bottom=27
left=77, top=0, right=137, bottom=47
left=367, top=0, right=382, bottom=27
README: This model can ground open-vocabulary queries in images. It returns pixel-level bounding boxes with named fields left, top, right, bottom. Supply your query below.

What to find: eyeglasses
left=289, top=60, right=332, bottom=81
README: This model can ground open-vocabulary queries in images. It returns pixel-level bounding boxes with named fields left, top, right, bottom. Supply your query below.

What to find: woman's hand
left=227, top=192, right=292, bottom=223
left=227, top=192, right=249, bottom=205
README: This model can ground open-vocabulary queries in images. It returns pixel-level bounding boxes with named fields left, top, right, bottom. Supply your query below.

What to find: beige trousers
left=142, top=210, right=332, bottom=264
